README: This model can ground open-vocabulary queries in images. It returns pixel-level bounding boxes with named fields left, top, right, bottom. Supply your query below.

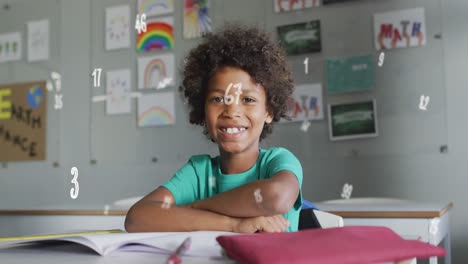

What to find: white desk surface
left=0, top=243, right=236, bottom=264
left=314, top=198, right=453, bottom=218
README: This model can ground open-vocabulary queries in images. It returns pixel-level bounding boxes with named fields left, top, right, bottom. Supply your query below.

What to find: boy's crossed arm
left=124, top=170, right=299, bottom=233
left=190, top=170, right=300, bottom=217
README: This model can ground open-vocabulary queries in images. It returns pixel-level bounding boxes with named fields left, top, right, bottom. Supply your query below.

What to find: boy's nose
left=222, top=101, right=242, bottom=118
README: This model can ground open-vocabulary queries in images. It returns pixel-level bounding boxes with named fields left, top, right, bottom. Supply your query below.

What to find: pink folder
left=216, top=226, right=445, bottom=264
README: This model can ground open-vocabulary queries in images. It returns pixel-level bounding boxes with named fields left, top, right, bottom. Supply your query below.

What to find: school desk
left=0, top=206, right=439, bottom=263
left=314, top=198, right=453, bottom=264
left=0, top=242, right=235, bottom=264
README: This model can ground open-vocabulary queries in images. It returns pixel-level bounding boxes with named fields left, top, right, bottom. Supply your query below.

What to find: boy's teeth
left=224, top=127, right=245, bottom=134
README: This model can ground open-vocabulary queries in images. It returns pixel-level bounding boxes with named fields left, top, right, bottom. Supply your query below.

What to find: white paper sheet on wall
left=105, top=5, right=131, bottom=50
left=27, top=19, right=49, bottom=62
left=106, top=69, right=132, bottom=115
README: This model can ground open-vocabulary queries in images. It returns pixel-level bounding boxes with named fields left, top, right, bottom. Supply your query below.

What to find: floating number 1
left=304, top=57, right=309, bottom=74
left=92, top=68, right=102, bottom=88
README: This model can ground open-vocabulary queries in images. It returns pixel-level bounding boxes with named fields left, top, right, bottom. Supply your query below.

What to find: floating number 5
left=70, top=167, right=79, bottom=199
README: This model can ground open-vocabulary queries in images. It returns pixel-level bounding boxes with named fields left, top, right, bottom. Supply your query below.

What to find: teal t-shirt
left=161, top=147, right=303, bottom=232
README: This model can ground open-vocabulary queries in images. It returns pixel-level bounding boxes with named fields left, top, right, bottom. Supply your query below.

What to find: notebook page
left=111, top=231, right=238, bottom=257
left=0, top=230, right=239, bottom=256
left=56, top=232, right=161, bottom=255
left=0, top=229, right=122, bottom=252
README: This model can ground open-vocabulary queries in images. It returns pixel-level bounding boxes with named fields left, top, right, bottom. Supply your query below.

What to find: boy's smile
left=205, top=66, right=273, bottom=158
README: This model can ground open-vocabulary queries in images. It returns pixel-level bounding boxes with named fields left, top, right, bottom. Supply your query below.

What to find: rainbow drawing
left=137, top=92, right=175, bottom=127
left=144, top=58, right=166, bottom=88
left=138, top=53, right=175, bottom=89
left=137, top=17, right=174, bottom=52
left=138, top=0, right=174, bottom=17
left=138, top=106, right=174, bottom=126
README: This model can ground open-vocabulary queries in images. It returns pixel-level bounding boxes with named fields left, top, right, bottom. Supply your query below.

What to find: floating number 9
left=70, top=167, right=79, bottom=199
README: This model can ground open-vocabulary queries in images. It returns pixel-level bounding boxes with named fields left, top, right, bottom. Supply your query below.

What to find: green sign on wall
left=326, top=55, right=374, bottom=94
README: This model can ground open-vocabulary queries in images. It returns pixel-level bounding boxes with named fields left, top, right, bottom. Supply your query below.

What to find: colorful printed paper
left=183, top=0, right=212, bottom=39
left=0, top=82, right=47, bottom=161
left=284, top=83, right=323, bottom=122
left=326, top=55, right=374, bottom=94
left=277, top=20, right=321, bottom=55
left=27, top=19, right=49, bottom=62
left=137, top=92, right=175, bottom=127
left=274, top=0, right=320, bottom=13
left=0, top=32, right=22, bottom=63
left=137, top=0, right=174, bottom=17
left=137, top=53, right=175, bottom=90
left=105, top=5, right=131, bottom=50
left=137, top=16, right=174, bottom=52
left=373, top=8, right=426, bottom=51
left=328, top=100, right=378, bottom=141
left=106, top=69, right=132, bottom=115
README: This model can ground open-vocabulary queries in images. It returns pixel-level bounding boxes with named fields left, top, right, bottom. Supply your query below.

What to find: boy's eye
left=210, top=96, right=224, bottom=103
left=243, top=97, right=256, bottom=103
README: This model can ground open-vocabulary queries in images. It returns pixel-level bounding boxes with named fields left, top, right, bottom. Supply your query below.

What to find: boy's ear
left=265, top=112, right=273, bottom=124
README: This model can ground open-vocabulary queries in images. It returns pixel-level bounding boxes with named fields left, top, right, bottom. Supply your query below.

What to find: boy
left=125, top=24, right=302, bottom=233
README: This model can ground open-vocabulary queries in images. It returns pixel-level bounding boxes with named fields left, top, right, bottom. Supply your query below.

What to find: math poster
left=0, top=81, right=47, bottom=161
left=283, top=83, right=323, bottom=122
left=373, top=8, right=426, bottom=51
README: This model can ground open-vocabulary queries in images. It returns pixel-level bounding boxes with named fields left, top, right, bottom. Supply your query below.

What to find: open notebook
left=0, top=230, right=238, bottom=257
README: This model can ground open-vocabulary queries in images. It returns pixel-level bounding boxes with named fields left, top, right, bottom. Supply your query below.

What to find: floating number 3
left=70, top=167, right=79, bottom=199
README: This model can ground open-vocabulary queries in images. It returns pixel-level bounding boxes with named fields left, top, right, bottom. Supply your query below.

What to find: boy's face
left=205, top=66, right=273, bottom=155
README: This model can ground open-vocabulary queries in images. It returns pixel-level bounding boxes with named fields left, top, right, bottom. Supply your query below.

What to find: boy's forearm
left=125, top=200, right=239, bottom=232
left=191, top=179, right=285, bottom=217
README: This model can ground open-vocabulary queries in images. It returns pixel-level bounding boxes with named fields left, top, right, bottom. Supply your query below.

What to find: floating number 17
left=92, top=68, right=102, bottom=88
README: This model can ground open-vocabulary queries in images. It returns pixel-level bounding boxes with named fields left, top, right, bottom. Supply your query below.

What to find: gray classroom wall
left=0, top=0, right=466, bottom=262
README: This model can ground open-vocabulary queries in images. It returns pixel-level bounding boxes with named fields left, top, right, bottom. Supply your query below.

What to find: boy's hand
left=232, top=215, right=289, bottom=233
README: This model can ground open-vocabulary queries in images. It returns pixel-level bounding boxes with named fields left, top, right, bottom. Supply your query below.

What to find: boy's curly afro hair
left=180, top=23, right=295, bottom=141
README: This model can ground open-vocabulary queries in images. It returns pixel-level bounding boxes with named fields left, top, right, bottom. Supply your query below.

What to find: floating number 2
left=70, top=167, right=79, bottom=199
